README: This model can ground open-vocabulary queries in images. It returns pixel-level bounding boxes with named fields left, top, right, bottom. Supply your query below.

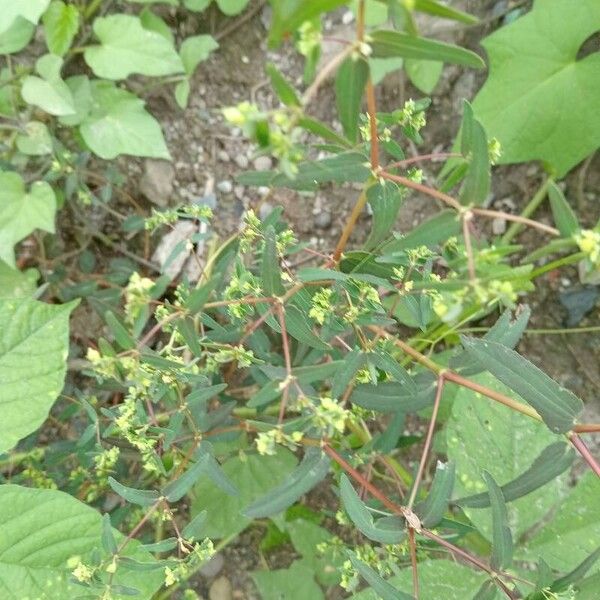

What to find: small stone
left=139, top=159, right=175, bottom=207
left=341, top=10, right=354, bottom=25
left=209, top=576, right=232, bottom=600
left=217, top=180, right=233, bottom=194
left=200, top=553, right=224, bottom=579
left=218, top=150, right=230, bottom=162
left=234, top=154, right=249, bottom=169
left=253, top=155, right=273, bottom=171
left=234, top=185, right=245, bottom=200
left=491, top=217, right=506, bottom=235
left=314, top=212, right=332, bottom=229
left=259, top=201, right=274, bottom=220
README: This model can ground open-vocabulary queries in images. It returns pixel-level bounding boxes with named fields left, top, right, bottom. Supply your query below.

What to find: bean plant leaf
left=216, top=0, right=250, bottom=16
left=482, top=471, right=513, bottom=570
left=180, top=34, right=218, bottom=76
left=0, top=485, right=162, bottom=598
left=369, top=30, right=485, bottom=69
left=340, top=475, right=406, bottom=544
left=252, top=561, right=324, bottom=600
left=0, top=262, right=38, bottom=298
left=472, top=0, right=600, bottom=176
left=0, top=298, right=76, bottom=453
left=244, top=448, right=330, bottom=518
left=460, top=336, right=583, bottom=433
left=446, top=374, right=567, bottom=542
left=42, top=1, right=79, bottom=56
left=191, top=448, right=298, bottom=539
left=0, top=0, right=50, bottom=33
left=548, top=181, right=579, bottom=237
left=0, top=171, right=56, bottom=268
left=76, top=80, right=170, bottom=160
left=84, top=14, right=184, bottom=80
left=16, top=121, right=53, bottom=156
left=0, top=17, right=36, bottom=54
left=335, top=56, right=369, bottom=143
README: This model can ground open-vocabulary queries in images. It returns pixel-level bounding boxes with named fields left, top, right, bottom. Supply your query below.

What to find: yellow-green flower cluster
left=309, top=288, right=333, bottom=325
left=576, top=229, right=600, bottom=265
left=223, top=269, right=262, bottom=319
left=314, top=396, right=350, bottom=435
left=255, top=428, right=303, bottom=456
left=395, top=99, right=426, bottom=132
left=125, top=272, right=155, bottom=324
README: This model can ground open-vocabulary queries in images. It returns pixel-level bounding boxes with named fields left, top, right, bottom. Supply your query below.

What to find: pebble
left=259, top=201, right=274, bottom=220
left=209, top=576, right=233, bottom=600
left=217, top=180, right=233, bottom=194
left=491, top=217, right=506, bottom=235
left=234, top=185, right=245, bottom=200
left=314, top=212, right=332, bottom=229
left=200, top=553, right=225, bottom=579
left=253, top=155, right=273, bottom=171
left=218, top=150, right=230, bottom=162
left=139, top=159, right=175, bottom=207
left=234, top=154, right=249, bottom=169
left=341, top=10, right=355, bottom=25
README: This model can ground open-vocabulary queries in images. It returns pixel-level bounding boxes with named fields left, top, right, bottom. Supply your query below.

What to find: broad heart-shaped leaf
left=16, top=121, right=53, bottom=156
left=0, top=17, right=35, bottom=54
left=78, top=80, right=170, bottom=159
left=179, top=34, right=218, bottom=76
left=351, top=560, right=486, bottom=600
left=252, top=560, right=324, bottom=600
left=519, top=473, right=600, bottom=572
left=0, top=0, right=50, bottom=33
left=0, top=485, right=162, bottom=599
left=84, top=14, right=184, bottom=80
left=446, top=373, right=567, bottom=542
left=0, top=262, right=38, bottom=298
left=335, top=56, right=369, bottom=143
left=472, top=0, right=600, bottom=177
left=460, top=336, right=583, bottom=433
left=0, top=171, right=56, bottom=267
left=0, top=298, right=76, bottom=453
left=216, top=0, right=250, bottom=16
left=190, top=448, right=297, bottom=539
left=42, top=1, right=79, bottom=56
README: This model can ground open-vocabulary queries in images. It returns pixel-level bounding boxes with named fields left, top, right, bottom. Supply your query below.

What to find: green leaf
left=520, top=473, right=600, bottom=572
left=183, top=0, right=212, bottom=10
left=365, top=182, right=403, bottom=250
left=335, top=56, right=369, bottom=143
left=460, top=336, right=583, bottom=433
left=84, top=14, right=184, bottom=80
left=191, top=448, right=298, bottom=539
left=351, top=560, right=486, bottom=600
left=0, top=17, right=35, bottom=54
left=482, top=471, right=513, bottom=570
left=0, top=261, right=38, bottom=298
left=446, top=373, right=567, bottom=542
left=42, top=1, right=79, bottom=56
left=471, top=580, right=498, bottom=600
left=551, top=547, right=600, bottom=593
left=266, top=62, right=301, bottom=107
left=0, top=485, right=162, bottom=599
left=459, top=118, right=490, bottom=206
left=347, top=551, right=413, bottom=600
left=181, top=511, right=208, bottom=540
left=21, top=54, right=76, bottom=116
left=369, top=30, right=485, bottom=69
left=415, top=461, right=455, bottom=528
left=180, top=34, right=218, bottom=76
left=382, top=210, right=459, bottom=253
left=413, top=0, right=477, bottom=24
left=405, top=58, right=443, bottom=94
left=16, top=121, right=53, bottom=155
left=101, top=514, right=118, bottom=555
left=236, top=151, right=371, bottom=191
left=331, top=350, right=367, bottom=398
left=0, top=298, right=76, bottom=453
left=284, top=305, right=329, bottom=350
left=0, top=0, right=50, bottom=33
left=261, top=226, right=284, bottom=296
left=548, top=181, right=579, bottom=237
left=455, top=441, right=574, bottom=509
left=108, top=477, right=160, bottom=506
left=268, top=0, right=347, bottom=47
left=216, top=0, right=249, bottom=15
left=471, top=0, right=600, bottom=177
left=252, top=561, right=324, bottom=600
left=244, top=448, right=330, bottom=518
left=340, top=474, right=406, bottom=544
left=297, top=116, right=353, bottom=147
left=77, top=80, right=170, bottom=159
left=104, top=311, right=136, bottom=350
left=140, top=7, right=174, bottom=42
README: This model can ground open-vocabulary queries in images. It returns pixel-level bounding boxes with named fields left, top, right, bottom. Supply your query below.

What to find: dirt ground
left=56, top=1, right=600, bottom=597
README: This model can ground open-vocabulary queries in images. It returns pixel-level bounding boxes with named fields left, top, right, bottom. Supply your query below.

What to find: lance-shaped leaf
left=460, top=117, right=490, bottom=206
left=548, top=181, right=579, bottom=238
left=244, top=448, right=330, bottom=518
left=340, top=475, right=406, bottom=544
left=351, top=372, right=435, bottom=414
left=264, top=304, right=330, bottom=351
left=369, top=351, right=414, bottom=387
left=346, top=551, right=414, bottom=600
left=335, top=56, right=369, bottom=143
left=460, top=336, right=583, bottom=433
left=413, top=0, right=477, bottom=24
left=261, top=225, right=284, bottom=296
left=266, top=62, right=300, bottom=107
left=482, top=471, right=513, bottom=570
left=104, top=310, right=136, bottom=350
left=365, top=182, right=404, bottom=251
left=415, top=461, right=455, bottom=528
left=331, top=350, right=368, bottom=398
left=163, top=454, right=210, bottom=502
left=108, top=477, right=160, bottom=507
left=182, top=510, right=208, bottom=541
left=455, top=442, right=574, bottom=509
left=550, top=546, right=600, bottom=594
left=369, top=30, right=484, bottom=69
left=450, top=307, right=531, bottom=376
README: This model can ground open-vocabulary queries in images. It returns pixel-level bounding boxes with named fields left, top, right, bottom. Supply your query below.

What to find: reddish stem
left=570, top=434, right=600, bottom=477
